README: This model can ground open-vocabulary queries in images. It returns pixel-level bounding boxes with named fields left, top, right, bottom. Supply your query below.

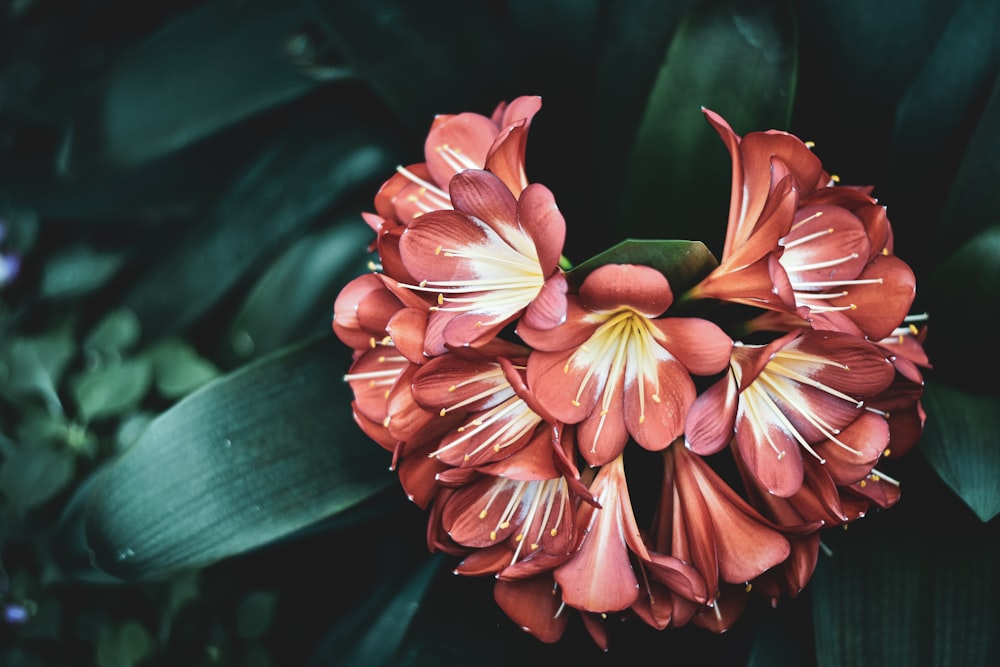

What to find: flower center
left=735, top=346, right=864, bottom=463
left=478, top=477, right=568, bottom=565
left=566, top=309, right=662, bottom=453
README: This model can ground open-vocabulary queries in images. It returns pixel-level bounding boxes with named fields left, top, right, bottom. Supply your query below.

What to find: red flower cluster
left=332, top=97, right=928, bottom=647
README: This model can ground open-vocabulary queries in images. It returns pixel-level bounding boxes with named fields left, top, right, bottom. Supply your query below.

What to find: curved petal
left=580, top=264, right=673, bottom=316
left=651, top=317, right=733, bottom=376
left=676, top=447, right=791, bottom=584
left=494, top=575, right=568, bottom=644
left=625, top=350, right=694, bottom=451
left=685, top=375, right=738, bottom=455
left=517, top=182, right=565, bottom=274
left=424, top=112, right=497, bottom=186
left=553, top=457, right=641, bottom=612
left=521, top=272, right=568, bottom=330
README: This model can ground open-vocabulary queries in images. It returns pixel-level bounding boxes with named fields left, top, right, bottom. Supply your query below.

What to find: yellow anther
left=805, top=141, right=816, bottom=148
left=884, top=448, right=892, bottom=457
left=439, top=408, right=447, bottom=416
left=479, top=510, right=488, bottom=519
left=831, top=174, right=841, bottom=183
left=571, top=399, right=581, bottom=407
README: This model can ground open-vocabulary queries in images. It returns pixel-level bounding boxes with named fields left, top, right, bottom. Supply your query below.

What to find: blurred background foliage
left=0, top=0, right=997, bottom=665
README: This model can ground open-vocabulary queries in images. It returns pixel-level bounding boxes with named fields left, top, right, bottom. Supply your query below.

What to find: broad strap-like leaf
left=811, top=500, right=1000, bottom=666
left=82, top=334, right=394, bottom=580
left=919, top=382, right=1000, bottom=522
left=618, top=0, right=797, bottom=248
left=313, top=0, right=512, bottom=135
left=122, top=112, right=396, bottom=338
left=922, top=226, right=1000, bottom=394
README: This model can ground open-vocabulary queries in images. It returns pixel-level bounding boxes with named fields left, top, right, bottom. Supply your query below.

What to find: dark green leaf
left=308, top=554, right=445, bottom=667
left=83, top=308, right=142, bottom=360
left=223, top=217, right=373, bottom=364
left=565, top=238, right=718, bottom=297
left=69, top=358, right=153, bottom=423
left=619, top=0, right=797, bottom=247
left=798, top=0, right=959, bottom=105
left=887, top=0, right=1000, bottom=214
left=922, top=226, right=1000, bottom=391
left=40, top=245, right=126, bottom=299
left=122, top=111, right=397, bottom=338
left=932, top=72, right=1000, bottom=257
left=593, top=0, right=698, bottom=213
left=313, top=0, right=512, bottom=134
left=919, top=382, right=1000, bottom=522
left=0, top=444, right=76, bottom=515
left=1, top=328, right=77, bottom=417
left=68, top=1, right=329, bottom=172
left=811, top=504, right=1000, bottom=667
left=82, top=334, right=393, bottom=580
left=146, top=339, right=220, bottom=399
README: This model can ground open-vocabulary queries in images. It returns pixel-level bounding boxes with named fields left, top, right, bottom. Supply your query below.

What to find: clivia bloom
left=686, top=329, right=896, bottom=497
left=520, top=263, right=731, bottom=466
left=331, top=96, right=928, bottom=649
left=397, top=169, right=568, bottom=355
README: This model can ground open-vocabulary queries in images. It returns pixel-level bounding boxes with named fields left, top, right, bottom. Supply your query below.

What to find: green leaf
left=919, top=382, right=1000, bottom=522
left=565, top=238, right=718, bottom=297
left=887, top=0, right=1000, bottom=213
left=933, top=72, right=1000, bottom=257
left=82, top=334, right=393, bottom=580
left=0, top=444, right=77, bottom=515
left=40, top=244, right=127, bottom=299
left=308, top=554, right=445, bottom=667
left=922, top=226, right=1000, bottom=391
left=122, top=111, right=397, bottom=338
left=69, top=358, right=154, bottom=423
left=67, top=1, right=328, bottom=171
left=593, top=0, right=699, bottom=212
left=1, top=328, right=77, bottom=417
left=84, top=308, right=142, bottom=360
left=619, top=0, right=797, bottom=247
left=146, top=340, right=220, bottom=399
left=811, top=504, right=1000, bottom=667
left=223, top=217, right=374, bottom=364
left=313, top=0, right=512, bottom=134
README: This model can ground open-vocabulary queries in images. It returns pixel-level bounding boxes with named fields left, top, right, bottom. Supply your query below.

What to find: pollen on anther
left=515, top=534, right=524, bottom=542
left=859, top=480, right=868, bottom=487
left=745, top=583, right=753, bottom=592
left=871, top=474, right=881, bottom=482
left=479, top=509, right=488, bottom=519
left=437, top=293, right=444, bottom=305
left=550, top=529, right=558, bottom=537
left=831, top=174, right=841, bottom=183
left=884, top=448, right=892, bottom=457
left=490, top=530, right=498, bottom=540
left=434, top=246, right=442, bottom=255
left=531, top=543, right=539, bottom=550
left=439, top=408, right=447, bottom=416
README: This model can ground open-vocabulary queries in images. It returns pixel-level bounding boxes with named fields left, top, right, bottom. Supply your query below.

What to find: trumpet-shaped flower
left=521, top=264, right=731, bottom=466
left=686, top=330, right=895, bottom=497
left=399, top=169, right=568, bottom=355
